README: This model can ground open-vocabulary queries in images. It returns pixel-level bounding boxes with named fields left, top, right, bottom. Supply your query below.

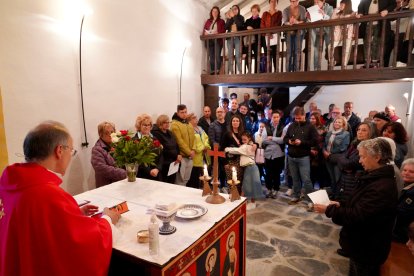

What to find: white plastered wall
left=0, top=0, right=207, bottom=194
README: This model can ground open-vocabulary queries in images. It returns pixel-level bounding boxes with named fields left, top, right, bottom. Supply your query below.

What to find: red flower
left=153, top=140, right=161, bottom=148
left=110, top=147, right=115, bottom=152
left=120, top=130, right=128, bottom=136
left=134, top=139, right=139, bottom=144
left=125, top=136, right=131, bottom=141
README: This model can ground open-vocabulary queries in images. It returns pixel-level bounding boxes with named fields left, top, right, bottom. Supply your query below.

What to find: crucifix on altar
left=204, top=143, right=226, bottom=204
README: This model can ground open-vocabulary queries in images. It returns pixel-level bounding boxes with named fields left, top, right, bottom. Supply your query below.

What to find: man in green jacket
left=171, top=104, right=195, bottom=186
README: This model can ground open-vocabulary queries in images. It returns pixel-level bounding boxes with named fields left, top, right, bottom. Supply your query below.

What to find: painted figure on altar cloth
left=205, top=247, right=218, bottom=276
left=223, top=231, right=237, bottom=276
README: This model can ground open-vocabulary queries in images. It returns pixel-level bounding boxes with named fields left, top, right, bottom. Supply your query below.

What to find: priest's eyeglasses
left=62, top=145, right=77, bottom=156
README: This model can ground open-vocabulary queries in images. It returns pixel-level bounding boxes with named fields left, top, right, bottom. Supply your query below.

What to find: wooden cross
left=207, top=143, right=225, bottom=184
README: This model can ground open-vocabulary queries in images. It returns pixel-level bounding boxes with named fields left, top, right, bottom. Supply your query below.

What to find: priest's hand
left=80, top=204, right=99, bottom=216
left=150, top=169, right=159, bottom=177
left=103, top=207, right=121, bottom=225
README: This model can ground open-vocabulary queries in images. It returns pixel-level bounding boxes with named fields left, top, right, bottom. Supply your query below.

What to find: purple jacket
left=91, top=139, right=126, bottom=188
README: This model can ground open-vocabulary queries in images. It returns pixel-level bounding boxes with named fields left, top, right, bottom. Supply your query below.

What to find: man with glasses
left=171, top=104, right=195, bottom=186
left=0, top=121, right=120, bottom=276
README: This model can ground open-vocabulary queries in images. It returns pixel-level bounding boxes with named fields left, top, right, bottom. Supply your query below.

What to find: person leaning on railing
left=243, top=4, right=262, bottom=74
left=203, top=6, right=225, bottom=75
left=307, top=0, right=333, bottom=71
left=357, top=0, right=396, bottom=68
left=282, top=0, right=307, bottom=72
left=329, top=0, right=356, bottom=68
left=224, top=5, right=245, bottom=74
left=260, top=0, right=283, bottom=73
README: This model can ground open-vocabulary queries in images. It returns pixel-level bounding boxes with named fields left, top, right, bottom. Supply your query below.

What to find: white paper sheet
left=307, top=5, right=323, bottom=22
left=167, top=162, right=179, bottom=176
left=307, top=189, right=331, bottom=205
left=267, top=33, right=278, bottom=46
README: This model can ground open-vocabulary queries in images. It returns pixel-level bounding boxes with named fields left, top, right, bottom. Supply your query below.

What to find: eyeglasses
left=62, top=145, right=77, bottom=156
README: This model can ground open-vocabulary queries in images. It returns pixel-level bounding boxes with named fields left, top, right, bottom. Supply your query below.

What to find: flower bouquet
left=110, top=130, right=161, bottom=182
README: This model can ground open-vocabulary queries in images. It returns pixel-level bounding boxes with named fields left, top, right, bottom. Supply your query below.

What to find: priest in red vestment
left=0, top=121, right=121, bottom=276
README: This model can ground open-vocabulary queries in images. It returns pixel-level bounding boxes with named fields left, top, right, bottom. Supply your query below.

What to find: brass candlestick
left=227, top=180, right=241, bottom=202
left=206, top=180, right=226, bottom=204
left=200, top=176, right=212, bottom=197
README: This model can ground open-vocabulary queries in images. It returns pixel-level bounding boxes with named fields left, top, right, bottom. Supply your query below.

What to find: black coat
left=326, top=165, right=398, bottom=265
left=198, top=116, right=215, bottom=134
left=358, top=0, right=396, bottom=38
left=151, top=125, right=179, bottom=165
left=283, top=121, right=319, bottom=158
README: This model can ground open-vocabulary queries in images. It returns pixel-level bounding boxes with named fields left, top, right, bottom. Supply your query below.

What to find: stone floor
left=245, top=188, right=349, bottom=276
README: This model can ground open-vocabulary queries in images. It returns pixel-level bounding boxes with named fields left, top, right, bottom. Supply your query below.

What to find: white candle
left=232, top=167, right=237, bottom=182
left=203, top=164, right=209, bottom=177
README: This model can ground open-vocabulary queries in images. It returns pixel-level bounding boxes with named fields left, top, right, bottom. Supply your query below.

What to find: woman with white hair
left=315, top=138, right=398, bottom=275
left=393, top=158, right=414, bottom=243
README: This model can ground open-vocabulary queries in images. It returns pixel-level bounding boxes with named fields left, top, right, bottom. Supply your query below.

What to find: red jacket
left=0, top=163, right=112, bottom=276
left=203, top=18, right=225, bottom=46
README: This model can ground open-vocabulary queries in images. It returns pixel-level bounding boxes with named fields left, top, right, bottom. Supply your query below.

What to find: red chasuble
left=0, top=163, right=112, bottom=276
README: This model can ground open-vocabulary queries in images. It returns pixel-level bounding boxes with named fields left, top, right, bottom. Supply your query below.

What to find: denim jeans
left=227, top=37, right=242, bottom=73
left=286, top=32, right=304, bottom=72
left=288, top=155, right=313, bottom=200
left=208, top=41, right=222, bottom=73
left=312, top=29, right=330, bottom=70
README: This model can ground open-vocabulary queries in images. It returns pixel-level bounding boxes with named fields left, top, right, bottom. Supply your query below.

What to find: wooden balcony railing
left=200, top=10, right=414, bottom=80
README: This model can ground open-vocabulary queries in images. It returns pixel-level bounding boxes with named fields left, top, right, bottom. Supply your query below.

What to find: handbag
left=255, top=148, right=265, bottom=164
left=243, top=35, right=256, bottom=46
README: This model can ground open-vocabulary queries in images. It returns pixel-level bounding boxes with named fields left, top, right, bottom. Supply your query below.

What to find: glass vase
left=125, top=163, right=138, bottom=182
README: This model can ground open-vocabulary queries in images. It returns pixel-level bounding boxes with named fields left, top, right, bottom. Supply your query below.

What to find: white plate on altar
left=176, top=204, right=208, bottom=219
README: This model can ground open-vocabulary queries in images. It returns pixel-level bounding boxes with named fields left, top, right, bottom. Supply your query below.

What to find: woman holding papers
left=152, top=115, right=181, bottom=184
left=260, top=0, right=283, bottom=72
left=203, top=6, right=225, bottom=75
left=315, top=138, right=398, bottom=276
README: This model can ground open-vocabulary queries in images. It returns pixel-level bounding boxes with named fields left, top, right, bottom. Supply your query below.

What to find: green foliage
left=110, top=131, right=159, bottom=168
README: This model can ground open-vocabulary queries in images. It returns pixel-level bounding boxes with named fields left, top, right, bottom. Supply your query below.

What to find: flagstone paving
left=245, top=189, right=349, bottom=276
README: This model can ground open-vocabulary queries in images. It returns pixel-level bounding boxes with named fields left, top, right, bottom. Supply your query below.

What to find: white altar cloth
left=74, top=178, right=245, bottom=266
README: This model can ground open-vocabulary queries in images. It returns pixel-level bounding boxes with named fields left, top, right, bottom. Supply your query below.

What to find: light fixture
left=403, top=92, right=410, bottom=117
left=179, top=40, right=192, bottom=104
left=79, top=6, right=93, bottom=148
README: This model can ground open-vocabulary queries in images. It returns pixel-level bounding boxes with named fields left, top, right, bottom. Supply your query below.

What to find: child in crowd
left=225, top=132, right=264, bottom=210
left=254, top=122, right=268, bottom=180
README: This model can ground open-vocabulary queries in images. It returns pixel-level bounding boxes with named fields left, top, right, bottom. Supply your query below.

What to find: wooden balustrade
left=200, top=10, right=414, bottom=77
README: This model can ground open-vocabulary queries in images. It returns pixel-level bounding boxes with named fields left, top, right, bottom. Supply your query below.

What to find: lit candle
left=232, top=167, right=237, bottom=182
left=203, top=164, right=209, bottom=177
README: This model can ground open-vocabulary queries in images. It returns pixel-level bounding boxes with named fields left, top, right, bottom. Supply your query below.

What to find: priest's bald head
left=23, top=121, right=75, bottom=176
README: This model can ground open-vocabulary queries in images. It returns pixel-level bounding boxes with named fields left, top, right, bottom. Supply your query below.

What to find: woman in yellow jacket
left=187, top=113, right=211, bottom=188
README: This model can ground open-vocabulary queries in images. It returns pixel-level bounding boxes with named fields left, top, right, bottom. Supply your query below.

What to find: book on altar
left=307, top=5, right=323, bottom=22
left=307, top=190, right=330, bottom=205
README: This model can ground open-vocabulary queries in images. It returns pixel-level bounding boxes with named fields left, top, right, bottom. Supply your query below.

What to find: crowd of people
left=203, top=0, right=413, bottom=73
left=0, top=89, right=413, bottom=274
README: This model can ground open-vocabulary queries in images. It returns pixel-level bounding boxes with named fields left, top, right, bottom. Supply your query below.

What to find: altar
left=74, top=178, right=246, bottom=275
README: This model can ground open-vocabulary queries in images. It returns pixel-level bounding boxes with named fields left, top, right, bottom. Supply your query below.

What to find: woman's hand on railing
left=380, top=10, right=389, bottom=17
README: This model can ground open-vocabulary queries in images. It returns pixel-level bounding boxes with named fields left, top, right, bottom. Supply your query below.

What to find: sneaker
left=246, top=202, right=256, bottom=211
left=288, top=198, right=301, bottom=205
left=271, top=190, right=278, bottom=199
left=307, top=203, right=314, bottom=212
left=265, top=191, right=273, bottom=198
left=284, top=189, right=293, bottom=196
